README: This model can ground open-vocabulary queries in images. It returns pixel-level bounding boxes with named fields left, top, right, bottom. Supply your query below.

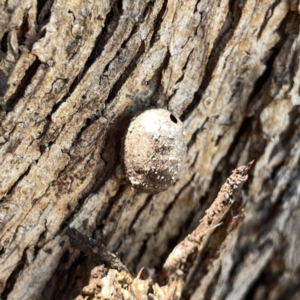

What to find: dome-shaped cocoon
left=123, top=109, right=186, bottom=193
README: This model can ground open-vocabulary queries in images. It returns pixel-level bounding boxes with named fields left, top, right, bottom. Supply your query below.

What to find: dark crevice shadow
left=128, top=194, right=154, bottom=233
left=4, top=165, right=31, bottom=198
left=18, top=12, right=30, bottom=48
left=37, top=0, right=55, bottom=26
left=134, top=173, right=196, bottom=273
left=149, top=0, right=168, bottom=47
left=5, top=58, right=41, bottom=112
left=247, top=39, right=284, bottom=104
left=1, top=248, right=27, bottom=300
left=46, top=2, right=120, bottom=116
left=77, top=1, right=120, bottom=79
left=186, top=117, right=208, bottom=149
left=104, top=41, right=146, bottom=105
left=257, top=0, right=282, bottom=39
left=0, top=31, right=9, bottom=54
left=181, top=0, right=243, bottom=121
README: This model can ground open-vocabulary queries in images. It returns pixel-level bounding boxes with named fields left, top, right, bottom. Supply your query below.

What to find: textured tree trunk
left=0, top=0, right=299, bottom=299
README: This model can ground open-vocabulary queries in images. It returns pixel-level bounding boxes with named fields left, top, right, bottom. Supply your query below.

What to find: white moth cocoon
left=123, top=109, right=186, bottom=193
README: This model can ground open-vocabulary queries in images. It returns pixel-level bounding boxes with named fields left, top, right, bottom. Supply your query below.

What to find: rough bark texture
left=0, top=0, right=299, bottom=299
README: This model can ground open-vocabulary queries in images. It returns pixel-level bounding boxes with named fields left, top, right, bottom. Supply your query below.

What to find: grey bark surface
left=0, top=0, right=299, bottom=299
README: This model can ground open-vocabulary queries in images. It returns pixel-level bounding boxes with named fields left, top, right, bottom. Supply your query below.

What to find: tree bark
left=0, top=0, right=299, bottom=299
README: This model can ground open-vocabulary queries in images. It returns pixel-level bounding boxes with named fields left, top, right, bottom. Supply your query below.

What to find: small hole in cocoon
left=170, top=114, right=178, bottom=123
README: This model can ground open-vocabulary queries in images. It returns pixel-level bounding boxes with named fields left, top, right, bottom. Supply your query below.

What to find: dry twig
left=159, top=161, right=253, bottom=284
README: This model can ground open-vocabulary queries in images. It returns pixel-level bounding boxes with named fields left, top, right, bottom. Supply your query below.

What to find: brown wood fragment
left=65, top=227, right=129, bottom=274
left=159, top=161, right=253, bottom=284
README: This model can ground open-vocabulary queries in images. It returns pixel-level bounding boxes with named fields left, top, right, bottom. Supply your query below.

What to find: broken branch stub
left=159, top=161, right=253, bottom=284
left=74, top=162, right=252, bottom=300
